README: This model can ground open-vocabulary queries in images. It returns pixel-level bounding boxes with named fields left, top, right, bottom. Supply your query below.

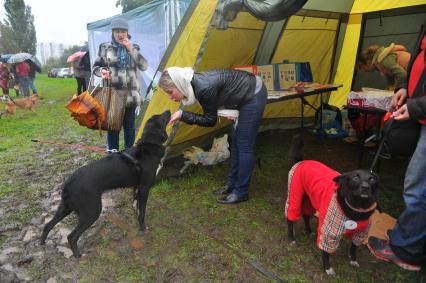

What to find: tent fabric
left=329, top=14, right=362, bottom=108
left=301, top=0, right=353, bottom=13
left=138, top=1, right=341, bottom=145
left=133, top=0, right=425, bottom=149
left=272, top=16, right=339, bottom=85
left=87, top=0, right=191, bottom=98
left=243, top=0, right=308, bottom=22
left=137, top=0, right=219, bottom=145
left=265, top=16, right=339, bottom=119
left=350, top=0, right=426, bottom=14
left=198, top=12, right=265, bottom=70
left=329, top=0, right=424, bottom=107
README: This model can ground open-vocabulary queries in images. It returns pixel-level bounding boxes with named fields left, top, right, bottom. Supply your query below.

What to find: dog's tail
left=288, top=133, right=304, bottom=164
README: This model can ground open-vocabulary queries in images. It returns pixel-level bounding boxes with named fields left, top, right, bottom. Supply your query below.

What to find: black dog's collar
left=345, top=199, right=377, bottom=213
left=120, top=151, right=141, bottom=173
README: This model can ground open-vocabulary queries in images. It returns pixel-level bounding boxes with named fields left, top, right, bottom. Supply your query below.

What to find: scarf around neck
left=167, top=67, right=196, bottom=106
left=111, top=38, right=130, bottom=69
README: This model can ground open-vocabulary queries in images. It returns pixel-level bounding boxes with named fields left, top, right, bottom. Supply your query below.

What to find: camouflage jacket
left=93, top=42, right=148, bottom=107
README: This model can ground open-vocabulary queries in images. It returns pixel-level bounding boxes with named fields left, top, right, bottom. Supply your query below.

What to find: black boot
left=217, top=193, right=249, bottom=204
left=212, top=185, right=232, bottom=196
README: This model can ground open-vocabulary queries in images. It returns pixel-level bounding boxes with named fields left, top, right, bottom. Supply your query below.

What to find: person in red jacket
left=15, top=61, right=31, bottom=97
left=0, top=61, right=10, bottom=96
left=368, top=27, right=426, bottom=271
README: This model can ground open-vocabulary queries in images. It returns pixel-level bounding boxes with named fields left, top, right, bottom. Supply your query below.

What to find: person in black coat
left=159, top=67, right=268, bottom=204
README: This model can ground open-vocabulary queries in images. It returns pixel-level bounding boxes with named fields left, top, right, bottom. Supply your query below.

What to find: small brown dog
left=0, top=94, right=38, bottom=117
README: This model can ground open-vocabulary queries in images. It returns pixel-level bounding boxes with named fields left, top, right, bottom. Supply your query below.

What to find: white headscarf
left=167, top=67, right=196, bottom=106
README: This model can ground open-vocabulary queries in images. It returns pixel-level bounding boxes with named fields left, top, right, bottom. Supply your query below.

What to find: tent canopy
left=130, top=0, right=425, bottom=156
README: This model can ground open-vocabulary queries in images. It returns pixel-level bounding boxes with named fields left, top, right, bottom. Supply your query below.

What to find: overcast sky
left=0, top=0, right=122, bottom=45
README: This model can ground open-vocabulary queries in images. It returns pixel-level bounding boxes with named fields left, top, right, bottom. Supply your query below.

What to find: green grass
left=0, top=74, right=425, bottom=282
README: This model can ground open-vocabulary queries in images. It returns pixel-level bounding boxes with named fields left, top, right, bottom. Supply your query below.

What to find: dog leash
left=369, top=117, right=395, bottom=172
left=4, top=94, right=16, bottom=105
left=31, top=139, right=106, bottom=153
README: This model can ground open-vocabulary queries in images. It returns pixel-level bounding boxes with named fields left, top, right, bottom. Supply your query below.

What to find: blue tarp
left=87, top=0, right=191, bottom=99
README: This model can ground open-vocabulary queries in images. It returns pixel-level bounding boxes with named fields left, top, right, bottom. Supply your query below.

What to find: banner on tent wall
left=87, top=0, right=191, bottom=99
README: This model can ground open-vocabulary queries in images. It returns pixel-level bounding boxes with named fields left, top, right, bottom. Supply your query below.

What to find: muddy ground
left=0, top=127, right=425, bottom=282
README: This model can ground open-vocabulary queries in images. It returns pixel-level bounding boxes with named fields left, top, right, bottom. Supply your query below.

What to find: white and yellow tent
left=136, top=0, right=425, bottom=156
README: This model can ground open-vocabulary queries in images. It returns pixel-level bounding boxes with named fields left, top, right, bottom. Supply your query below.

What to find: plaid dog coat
left=285, top=160, right=369, bottom=253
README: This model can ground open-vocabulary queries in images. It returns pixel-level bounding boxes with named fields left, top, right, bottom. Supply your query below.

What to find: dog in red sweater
left=285, top=134, right=379, bottom=275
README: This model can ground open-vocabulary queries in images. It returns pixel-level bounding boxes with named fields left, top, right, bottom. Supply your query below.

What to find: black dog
left=40, top=110, right=171, bottom=258
left=286, top=134, right=379, bottom=275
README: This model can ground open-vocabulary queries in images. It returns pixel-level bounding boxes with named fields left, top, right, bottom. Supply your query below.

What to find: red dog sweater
left=285, top=160, right=369, bottom=253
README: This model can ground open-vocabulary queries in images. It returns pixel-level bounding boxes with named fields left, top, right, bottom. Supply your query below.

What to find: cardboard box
left=275, top=63, right=296, bottom=90
left=231, top=65, right=257, bottom=74
left=256, top=64, right=275, bottom=91
left=274, top=62, right=313, bottom=90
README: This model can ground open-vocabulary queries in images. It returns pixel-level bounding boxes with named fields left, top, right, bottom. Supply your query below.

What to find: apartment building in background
left=36, top=42, right=71, bottom=65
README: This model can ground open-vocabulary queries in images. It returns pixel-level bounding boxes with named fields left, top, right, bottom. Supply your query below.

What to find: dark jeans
left=390, top=125, right=426, bottom=264
left=227, top=84, right=267, bottom=197
left=17, top=76, right=30, bottom=97
left=107, top=106, right=136, bottom=151
left=75, top=77, right=87, bottom=95
left=29, top=77, right=37, bottom=94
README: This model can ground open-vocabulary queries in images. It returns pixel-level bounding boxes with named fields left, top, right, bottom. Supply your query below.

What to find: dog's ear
left=333, top=174, right=349, bottom=187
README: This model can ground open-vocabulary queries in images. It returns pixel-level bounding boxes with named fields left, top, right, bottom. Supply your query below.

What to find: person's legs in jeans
left=389, top=125, right=426, bottom=264
left=81, top=78, right=87, bottom=93
left=76, top=77, right=85, bottom=95
left=13, top=80, right=20, bottom=96
left=107, top=131, right=120, bottom=151
left=107, top=107, right=136, bottom=151
left=123, top=106, right=136, bottom=149
left=18, top=77, right=30, bottom=97
left=227, top=124, right=238, bottom=190
left=231, top=85, right=267, bottom=198
left=29, top=77, right=37, bottom=95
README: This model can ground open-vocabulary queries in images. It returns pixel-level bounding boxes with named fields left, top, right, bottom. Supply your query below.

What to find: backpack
left=315, top=103, right=347, bottom=138
left=315, top=103, right=342, bottom=126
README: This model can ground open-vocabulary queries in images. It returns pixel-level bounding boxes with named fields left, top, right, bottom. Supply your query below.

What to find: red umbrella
left=67, top=51, right=87, bottom=63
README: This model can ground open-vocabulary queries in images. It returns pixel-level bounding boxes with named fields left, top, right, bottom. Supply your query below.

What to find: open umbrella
left=7, top=52, right=33, bottom=64
left=8, top=53, right=41, bottom=72
left=0, top=54, right=13, bottom=63
left=67, top=51, right=87, bottom=63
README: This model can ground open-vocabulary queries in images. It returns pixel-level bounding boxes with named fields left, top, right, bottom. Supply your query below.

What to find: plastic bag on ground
left=180, top=134, right=230, bottom=173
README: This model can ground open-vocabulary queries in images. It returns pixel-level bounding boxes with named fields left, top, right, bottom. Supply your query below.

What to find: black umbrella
left=26, top=59, right=42, bottom=73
